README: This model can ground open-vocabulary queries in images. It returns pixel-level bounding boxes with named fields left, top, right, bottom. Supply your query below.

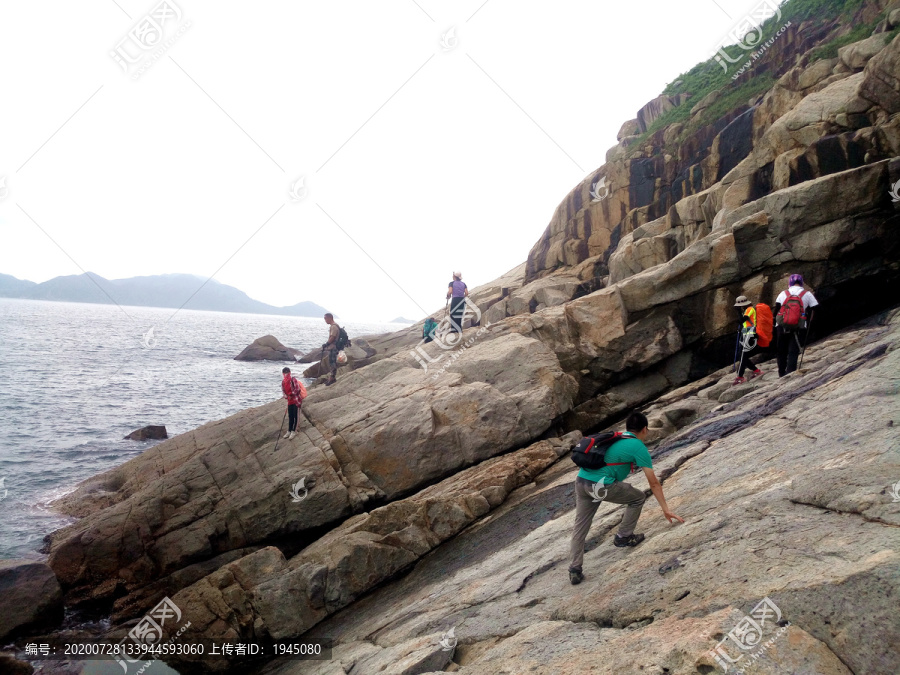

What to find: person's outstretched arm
left=642, top=467, right=684, bottom=524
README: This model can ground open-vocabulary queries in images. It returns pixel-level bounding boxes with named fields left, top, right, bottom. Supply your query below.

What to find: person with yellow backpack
left=733, top=296, right=773, bottom=385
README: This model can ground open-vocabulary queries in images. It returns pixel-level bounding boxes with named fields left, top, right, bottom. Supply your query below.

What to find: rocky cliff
left=8, top=2, right=900, bottom=673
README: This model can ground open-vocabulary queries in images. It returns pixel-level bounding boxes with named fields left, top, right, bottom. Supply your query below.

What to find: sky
left=0, top=0, right=765, bottom=322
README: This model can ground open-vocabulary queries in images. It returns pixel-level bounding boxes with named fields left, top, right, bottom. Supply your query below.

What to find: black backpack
left=570, top=431, right=633, bottom=470
left=335, top=326, right=351, bottom=351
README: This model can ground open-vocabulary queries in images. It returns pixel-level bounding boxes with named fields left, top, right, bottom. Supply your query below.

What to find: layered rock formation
left=17, top=3, right=900, bottom=674
left=256, top=307, right=900, bottom=675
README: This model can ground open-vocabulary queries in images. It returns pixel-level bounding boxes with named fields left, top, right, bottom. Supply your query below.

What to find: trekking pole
left=273, top=408, right=287, bottom=452
left=732, top=330, right=741, bottom=373
left=796, top=312, right=814, bottom=370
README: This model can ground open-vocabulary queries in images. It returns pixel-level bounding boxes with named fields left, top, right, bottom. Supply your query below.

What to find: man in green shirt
left=569, top=411, right=684, bottom=585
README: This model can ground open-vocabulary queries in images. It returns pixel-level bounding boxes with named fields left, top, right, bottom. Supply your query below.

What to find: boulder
left=837, top=32, right=892, bottom=71
left=636, top=93, right=690, bottom=133
left=0, top=560, right=63, bottom=640
left=124, top=424, right=167, bottom=441
left=859, top=31, right=900, bottom=113
left=234, top=335, right=301, bottom=361
left=617, top=119, right=640, bottom=141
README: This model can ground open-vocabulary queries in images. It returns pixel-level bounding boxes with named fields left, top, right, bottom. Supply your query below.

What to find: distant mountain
left=0, top=272, right=331, bottom=318
left=389, top=317, right=415, bottom=324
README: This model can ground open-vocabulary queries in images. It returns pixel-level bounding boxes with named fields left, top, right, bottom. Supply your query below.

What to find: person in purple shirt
left=446, top=271, right=468, bottom=333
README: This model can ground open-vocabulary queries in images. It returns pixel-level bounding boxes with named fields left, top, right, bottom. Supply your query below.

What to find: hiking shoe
left=282, top=432, right=290, bottom=439
left=325, top=377, right=337, bottom=386
left=748, top=369, right=763, bottom=380
left=613, top=533, right=645, bottom=548
left=732, top=376, right=746, bottom=386
left=569, top=570, right=584, bottom=585
left=288, top=431, right=296, bottom=440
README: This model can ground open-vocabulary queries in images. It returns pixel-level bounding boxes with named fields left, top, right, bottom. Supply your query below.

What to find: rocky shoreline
left=3, top=3, right=900, bottom=674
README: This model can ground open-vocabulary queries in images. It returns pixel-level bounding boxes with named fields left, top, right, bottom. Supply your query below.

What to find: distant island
left=389, top=317, right=415, bottom=324
left=0, top=272, right=331, bottom=318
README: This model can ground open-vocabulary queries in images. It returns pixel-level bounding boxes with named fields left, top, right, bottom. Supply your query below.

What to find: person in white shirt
left=774, top=273, right=819, bottom=376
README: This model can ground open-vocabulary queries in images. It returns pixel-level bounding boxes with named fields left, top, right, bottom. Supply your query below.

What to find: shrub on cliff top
left=630, top=0, right=878, bottom=152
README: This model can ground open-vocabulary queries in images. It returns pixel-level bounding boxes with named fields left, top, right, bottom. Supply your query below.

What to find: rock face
left=0, top=560, right=63, bottom=640
left=46, top=330, right=577, bottom=616
left=234, top=335, right=301, bottom=362
left=163, top=435, right=580, bottom=671
left=124, top=424, right=167, bottom=440
left=256, top=308, right=900, bottom=675
left=29, top=7, right=900, bottom=675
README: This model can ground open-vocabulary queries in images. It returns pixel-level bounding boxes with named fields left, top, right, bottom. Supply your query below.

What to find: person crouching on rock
left=281, top=367, right=303, bottom=440
left=568, top=411, right=684, bottom=586
left=733, top=295, right=763, bottom=386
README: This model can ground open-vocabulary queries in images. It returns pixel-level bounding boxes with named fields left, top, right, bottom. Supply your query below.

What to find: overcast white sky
left=0, top=0, right=762, bottom=322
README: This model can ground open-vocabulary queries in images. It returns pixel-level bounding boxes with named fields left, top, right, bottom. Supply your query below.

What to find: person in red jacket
left=281, top=367, right=304, bottom=440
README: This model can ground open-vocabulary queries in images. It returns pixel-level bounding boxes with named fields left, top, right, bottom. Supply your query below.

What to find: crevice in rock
left=654, top=341, right=891, bottom=460
left=788, top=498, right=900, bottom=529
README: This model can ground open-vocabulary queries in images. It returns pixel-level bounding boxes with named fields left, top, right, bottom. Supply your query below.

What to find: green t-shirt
left=577, top=433, right=653, bottom=485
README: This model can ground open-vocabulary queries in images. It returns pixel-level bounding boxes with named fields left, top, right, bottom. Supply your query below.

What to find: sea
left=0, top=298, right=403, bottom=561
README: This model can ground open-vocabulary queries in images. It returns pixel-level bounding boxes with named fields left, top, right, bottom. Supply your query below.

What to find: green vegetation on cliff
left=628, top=0, right=882, bottom=149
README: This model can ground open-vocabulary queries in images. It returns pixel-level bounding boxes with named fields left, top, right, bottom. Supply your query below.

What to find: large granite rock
left=257, top=307, right=900, bottom=675
left=163, top=435, right=580, bottom=671
left=0, top=560, right=64, bottom=640
left=47, top=331, right=577, bottom=614
left=234, top=335, right=301, bottom=362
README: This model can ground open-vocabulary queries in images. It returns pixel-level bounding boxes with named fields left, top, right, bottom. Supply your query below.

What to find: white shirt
left=776, top=286, right=819, bottom=310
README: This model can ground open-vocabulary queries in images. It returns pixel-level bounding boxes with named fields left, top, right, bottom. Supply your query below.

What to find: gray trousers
left=569, top=476, right=646, bottom=572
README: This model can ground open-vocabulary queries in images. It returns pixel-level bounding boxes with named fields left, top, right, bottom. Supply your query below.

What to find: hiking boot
left=748, top=369, right=763, bottom=380
left=732, top=376, right=746, bottom=386
left=613, top=533, right=645, bottom=548
left=325, top=377, right=337, bottom=386
left=282, top=432, right=290, bottom=439
left=569, top=570, right=584, bottom=585
left=288, top=431, right=296, bottom=440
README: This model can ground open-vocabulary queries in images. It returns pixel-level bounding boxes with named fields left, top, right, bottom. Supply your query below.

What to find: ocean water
left=0, top=298, right=402, bottom=560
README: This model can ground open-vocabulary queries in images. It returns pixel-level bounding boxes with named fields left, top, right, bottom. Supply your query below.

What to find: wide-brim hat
left=734, top=295, right=752, bottom=307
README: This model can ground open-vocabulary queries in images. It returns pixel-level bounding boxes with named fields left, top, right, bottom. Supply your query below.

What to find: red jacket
left=282, top=375, right=303, bottom=406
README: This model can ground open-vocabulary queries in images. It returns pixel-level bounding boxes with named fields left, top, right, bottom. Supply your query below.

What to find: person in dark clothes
left=774, top=274, right=819, bottom=377
left=447, top=271, right=468, bottom=334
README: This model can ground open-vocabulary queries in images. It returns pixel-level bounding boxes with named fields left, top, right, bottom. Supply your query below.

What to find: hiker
left=774, top=274, right=819, bottom=377
left=446, top=272, right=468, bottom=334
left=568, top=411, right=684, bottom=585
left=280, top=367, right=306, bottom=440
left=423, top=316, right=439, bottom=344
left=733, top=295, right=764, bottom=385
left=321, top=313, right=340, bottom=386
